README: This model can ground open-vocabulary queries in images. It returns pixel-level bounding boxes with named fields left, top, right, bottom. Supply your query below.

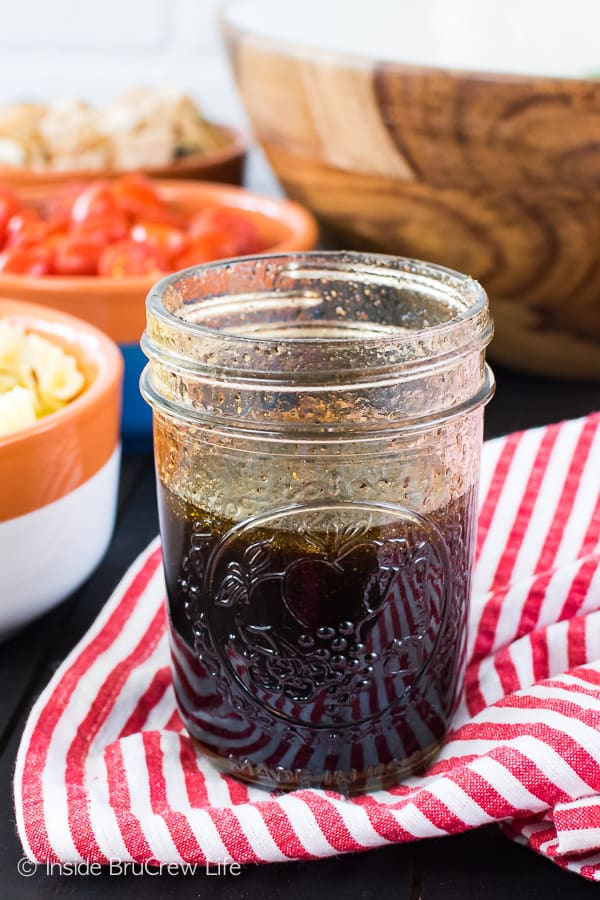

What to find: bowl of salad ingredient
left=0, top=174, right=318, bottom=447
left=0, top=298, right=122, bottom=639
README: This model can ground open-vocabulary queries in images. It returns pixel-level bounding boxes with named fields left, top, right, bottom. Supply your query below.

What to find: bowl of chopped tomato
left=0, top=175, right=319, bottom=447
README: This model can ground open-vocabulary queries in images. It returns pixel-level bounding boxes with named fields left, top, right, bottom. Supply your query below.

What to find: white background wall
left=0, top=1, right=596, bottom=120
left=0, top=0, right=244, bottom=126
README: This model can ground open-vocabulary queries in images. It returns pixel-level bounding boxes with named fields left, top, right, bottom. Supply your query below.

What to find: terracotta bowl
left=223, top=0, right=600, bottom=380
left=0, top=299, right=123, bottom=639
left=0, top=180, right=319, bottom=447
left=0, top=125, right=248, bottom=187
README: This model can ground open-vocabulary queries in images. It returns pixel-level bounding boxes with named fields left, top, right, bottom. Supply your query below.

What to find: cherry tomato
left=130, top=221, right=187, bottom=259
left=0, top=185, right=21, bottom=247
left=52, top=235, right=104, bottom=276
left=42, top=182, right=86, bottom=224
left=0, top=245, right=52, bottom=276
left=71, top=180, right=118, bottom=224
left=5, top=210, right=48, bottom=247
left=71, top=210, right=130, bottom=245
left=188, top=208, right=263, bottom=256
left=174, top=235, right=227, bottom=269
left=110, top=173, right=163, bottom=217
left=111, top=173, right=186, bottom=227
left=98, top=240, right=167, bottom=278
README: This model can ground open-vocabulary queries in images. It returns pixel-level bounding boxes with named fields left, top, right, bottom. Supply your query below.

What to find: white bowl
left=0, top=299, right=123, bottom=639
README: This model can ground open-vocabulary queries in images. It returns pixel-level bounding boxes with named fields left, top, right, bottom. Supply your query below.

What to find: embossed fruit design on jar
left=141, top=252, right=494, bottom=793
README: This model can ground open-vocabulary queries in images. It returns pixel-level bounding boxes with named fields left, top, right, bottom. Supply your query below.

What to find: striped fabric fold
left=14, top=412, right=600, bottom=880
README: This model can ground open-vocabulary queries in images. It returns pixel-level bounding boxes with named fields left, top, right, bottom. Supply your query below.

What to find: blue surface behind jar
left=121, top=343, right=152, bottom=452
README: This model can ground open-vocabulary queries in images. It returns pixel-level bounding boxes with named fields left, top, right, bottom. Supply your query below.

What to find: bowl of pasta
left=0, top=298, right=122, bottom=639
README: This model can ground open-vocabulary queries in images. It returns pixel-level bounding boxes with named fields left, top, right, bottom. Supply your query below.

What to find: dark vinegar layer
left=159, top=484, right=476, bottom=793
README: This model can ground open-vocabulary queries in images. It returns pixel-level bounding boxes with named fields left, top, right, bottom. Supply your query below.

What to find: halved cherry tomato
left=0, top=245, right=52, bottom=276
left=174, top=235, right=226, bottom=269
left=0, top=185, right=21, bottom=246
left=110, top=173, right=163, bottom=217
left=71, top=210, right=130, bottom=245
left=71, top=180, right=118, bottom=225
left=7, top=212, right=70, bottom=257
left=42, top=182, right=86, bottom=224
left=52, top=235, right=104, bottom=276
left=130, top=221, right=187, bottom=259
left=110, top=173, right=185, bottom=227
left=5, top=210, right=47, bottom=247
left=188, top=208, right=263, bottom=256
left=98, top=239, right=167, bottom=278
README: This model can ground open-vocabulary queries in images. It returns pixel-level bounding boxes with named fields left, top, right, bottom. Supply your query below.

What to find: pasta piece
left=24, top=332, right=84, bottom=414
left=0, top=385, right=36, bottom=436
left=0, top=321, right=85, bottom=434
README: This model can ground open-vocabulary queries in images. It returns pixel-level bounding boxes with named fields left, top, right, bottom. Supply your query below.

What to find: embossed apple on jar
left=282, top=542, right=379, bottom=630
left=200, top=505, right=451, bottom=727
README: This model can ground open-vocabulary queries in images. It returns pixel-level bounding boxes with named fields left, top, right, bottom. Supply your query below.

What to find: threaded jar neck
left=141, top=252, right=494, bottom=437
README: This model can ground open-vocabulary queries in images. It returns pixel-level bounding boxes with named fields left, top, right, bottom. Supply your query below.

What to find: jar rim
left=146, top=251, right=490, bottom=358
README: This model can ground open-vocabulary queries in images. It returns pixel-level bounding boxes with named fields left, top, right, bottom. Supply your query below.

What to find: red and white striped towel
left=14, top=412, right=600, bottom=879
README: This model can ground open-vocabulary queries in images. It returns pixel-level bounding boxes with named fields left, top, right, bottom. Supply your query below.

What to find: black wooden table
left=2, top=363, right=600, bottom=899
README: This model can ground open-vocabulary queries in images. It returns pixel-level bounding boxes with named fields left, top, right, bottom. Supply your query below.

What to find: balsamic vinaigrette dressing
left=159, top=482, right=476, bottom=793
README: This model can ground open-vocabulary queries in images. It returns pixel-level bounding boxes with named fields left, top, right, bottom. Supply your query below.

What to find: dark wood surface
left=1, top=363, right=599, bottom=898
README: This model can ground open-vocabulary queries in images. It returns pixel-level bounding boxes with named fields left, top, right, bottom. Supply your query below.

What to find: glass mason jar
left=140, top=252, right=494, bottom=794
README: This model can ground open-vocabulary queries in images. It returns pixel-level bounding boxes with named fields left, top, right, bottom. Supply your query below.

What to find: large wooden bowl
left=223, top=0, right=600, bottom=379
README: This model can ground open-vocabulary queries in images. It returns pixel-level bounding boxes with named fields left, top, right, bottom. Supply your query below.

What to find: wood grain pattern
left=225, top=29, right=600, bottom=379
